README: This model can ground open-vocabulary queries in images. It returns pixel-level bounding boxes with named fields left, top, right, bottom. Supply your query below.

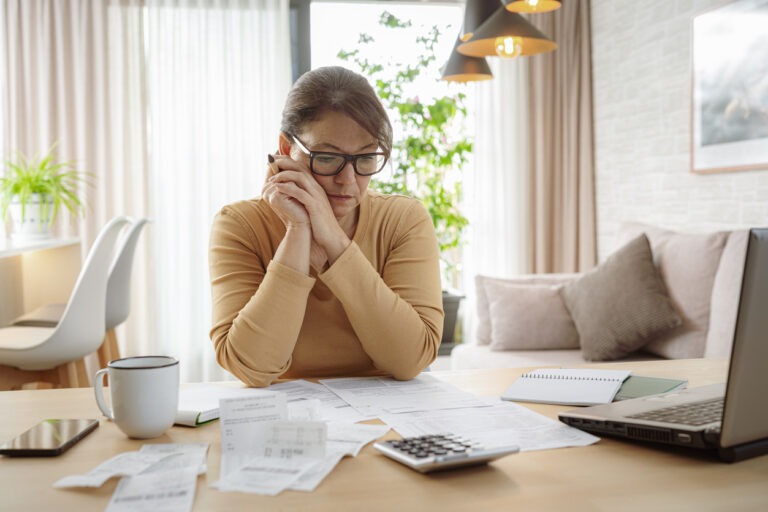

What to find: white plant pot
left=8, top=194, right=54, bottom=240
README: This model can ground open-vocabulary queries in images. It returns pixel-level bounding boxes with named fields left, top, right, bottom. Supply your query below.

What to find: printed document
left=320, top=374, right=489, bottom=416
left=55, top=444, right=209, bottom=512
left=214, top=393, right=384, bottom=495
left=379, top=399, right=599, bottom=451
left=270, top=379, right=376, bottom=423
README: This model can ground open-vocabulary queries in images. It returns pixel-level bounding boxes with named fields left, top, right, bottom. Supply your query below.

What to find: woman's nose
left=335, top=161, right=356, bottom=183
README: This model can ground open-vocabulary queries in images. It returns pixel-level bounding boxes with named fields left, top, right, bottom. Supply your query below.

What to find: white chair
left=11, top=217, right=150, bottom=368
left=0, top=216, right=130, bottom=389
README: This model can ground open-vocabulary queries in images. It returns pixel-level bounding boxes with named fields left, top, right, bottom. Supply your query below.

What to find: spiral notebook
left=501, top=369, right=631, bottom=406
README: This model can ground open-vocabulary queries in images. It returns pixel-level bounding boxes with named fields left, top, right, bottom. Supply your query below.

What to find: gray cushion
left=561, top=234, right=682, bottom=361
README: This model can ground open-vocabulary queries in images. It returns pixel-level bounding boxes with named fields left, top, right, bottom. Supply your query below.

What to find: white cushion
left=474, top=273, right=578, bottom=346
left=706, top=230, right=749, bottom=358
left=484, top=280, right=578, bottom=351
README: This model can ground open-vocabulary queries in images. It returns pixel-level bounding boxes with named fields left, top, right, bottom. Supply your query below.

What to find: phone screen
left=0, top=419, right=99, bottom=457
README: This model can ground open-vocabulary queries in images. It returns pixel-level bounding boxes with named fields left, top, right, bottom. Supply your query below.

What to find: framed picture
left=691, top=0, right=768, bottom=174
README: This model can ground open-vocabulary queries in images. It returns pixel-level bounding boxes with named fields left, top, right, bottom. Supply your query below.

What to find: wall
left=591, top=0, right=768, bottom=257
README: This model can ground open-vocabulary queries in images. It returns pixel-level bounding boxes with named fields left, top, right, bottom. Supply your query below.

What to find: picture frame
left=691, top=0, right=768, bottom=174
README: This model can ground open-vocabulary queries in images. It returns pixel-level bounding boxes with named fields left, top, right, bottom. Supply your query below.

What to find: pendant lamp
left=457, top=8, right=557, bottom=59
left=461, top=0, right=502, bottom=42
left=440, top=37, right=493, bottom=83
left=503, top=0, right=561, bottom=14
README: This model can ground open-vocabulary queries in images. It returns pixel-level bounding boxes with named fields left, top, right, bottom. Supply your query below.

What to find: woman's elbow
left=388, top=339, right=439, bottom=380
left=213, top=336, right=279, bottom=388
left=390, top=366, right=426, bottom=381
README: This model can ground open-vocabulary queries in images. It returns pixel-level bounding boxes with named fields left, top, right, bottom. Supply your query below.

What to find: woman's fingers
left=266, top=166, right=350, bottom=260
left=263, top=179, right=310, bottom=226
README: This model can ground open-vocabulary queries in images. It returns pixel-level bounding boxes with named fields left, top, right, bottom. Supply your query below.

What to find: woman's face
left=288, top=111, right=378, bottom=224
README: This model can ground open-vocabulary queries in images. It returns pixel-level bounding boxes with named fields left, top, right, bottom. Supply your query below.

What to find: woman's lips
left=328, top=194, right=353, bottom=201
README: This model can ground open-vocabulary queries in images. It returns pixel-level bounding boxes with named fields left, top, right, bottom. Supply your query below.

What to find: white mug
left=94, top=355, right=179, bottom=439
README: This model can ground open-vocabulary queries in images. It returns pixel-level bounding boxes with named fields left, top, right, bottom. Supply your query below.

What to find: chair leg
left=58, top=360, right=90, bottom=388
left=97, top=329, right=121, bottom=369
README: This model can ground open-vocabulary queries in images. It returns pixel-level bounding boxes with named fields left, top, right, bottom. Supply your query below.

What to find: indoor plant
left=0, top=145, right=90, bottom=239
left=339, top=12, right=472, bottom=350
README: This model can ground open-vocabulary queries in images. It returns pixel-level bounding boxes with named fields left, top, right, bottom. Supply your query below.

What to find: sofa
left=451, top=223, right=749, bottom=370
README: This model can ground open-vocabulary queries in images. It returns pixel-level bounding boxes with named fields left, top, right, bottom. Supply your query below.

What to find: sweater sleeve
left=208, top=207, right=316, bottom=387
left=319, top=200, right=444, bottom=380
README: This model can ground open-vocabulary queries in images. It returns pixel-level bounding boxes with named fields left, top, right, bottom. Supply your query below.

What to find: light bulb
left=494, top=36, right=523, bottom=58
left=527, top=0, right=540, bottom=6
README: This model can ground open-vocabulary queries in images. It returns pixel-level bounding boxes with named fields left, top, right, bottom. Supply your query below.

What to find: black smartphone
left=0, top=419, right=99, bottom=457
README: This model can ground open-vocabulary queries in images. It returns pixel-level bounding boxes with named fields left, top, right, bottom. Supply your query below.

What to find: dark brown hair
left=280, top=66, right=393, bottom=158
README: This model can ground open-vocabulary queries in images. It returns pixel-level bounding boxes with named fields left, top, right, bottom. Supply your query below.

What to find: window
left=306, top=1, right=474, bottom=291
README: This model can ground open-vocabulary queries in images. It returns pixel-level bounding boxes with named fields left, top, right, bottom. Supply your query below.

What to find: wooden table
left=1, top=359, right=767, bottom=511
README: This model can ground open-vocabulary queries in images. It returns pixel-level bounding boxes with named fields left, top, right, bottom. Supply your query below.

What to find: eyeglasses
left=289, top=133, right=388, bottom=176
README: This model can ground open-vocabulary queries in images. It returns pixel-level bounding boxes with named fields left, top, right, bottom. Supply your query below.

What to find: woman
left=209, top=66, right=443, bottom=387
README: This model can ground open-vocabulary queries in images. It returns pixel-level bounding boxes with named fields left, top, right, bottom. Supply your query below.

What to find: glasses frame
left=289, top=133, right=388, bottom=177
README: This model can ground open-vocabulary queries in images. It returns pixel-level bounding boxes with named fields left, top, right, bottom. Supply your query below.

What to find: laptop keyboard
left=627, top=397, right=723, bottom=426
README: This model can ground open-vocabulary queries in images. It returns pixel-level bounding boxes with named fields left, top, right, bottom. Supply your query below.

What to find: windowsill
left=0, top=237, right=80, bottom=259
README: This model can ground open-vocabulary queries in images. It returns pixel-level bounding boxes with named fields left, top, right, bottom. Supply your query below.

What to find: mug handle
left=93, top=368, right=114, bottom=420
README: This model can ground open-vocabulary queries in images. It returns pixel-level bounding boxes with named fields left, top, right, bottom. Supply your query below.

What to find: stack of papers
left=47, top=372, right=625, bottom=508
left=215, top=392, right=388, bottom=495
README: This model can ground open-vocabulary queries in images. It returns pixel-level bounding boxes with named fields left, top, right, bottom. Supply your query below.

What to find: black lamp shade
left=461, top=0, right=502, bottom=42
left=441, top=44, right=493, bottom=83
left=457, top=8, right=557, bottom=58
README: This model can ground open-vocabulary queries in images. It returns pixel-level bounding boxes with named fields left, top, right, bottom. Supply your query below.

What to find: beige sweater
left=209, top=190, right=444, bottom=387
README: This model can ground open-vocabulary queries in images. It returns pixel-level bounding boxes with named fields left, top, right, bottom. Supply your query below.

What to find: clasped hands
left=262, top=155, right=350, bottom=271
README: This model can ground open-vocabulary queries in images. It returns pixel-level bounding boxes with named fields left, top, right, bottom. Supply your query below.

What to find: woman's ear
left=278, top=132, right=292, bottom=157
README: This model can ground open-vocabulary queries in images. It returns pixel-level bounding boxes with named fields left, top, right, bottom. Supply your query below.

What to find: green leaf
left=0, top=143, right=93, bottom=225
left=337, top=11, right=472, bottom=287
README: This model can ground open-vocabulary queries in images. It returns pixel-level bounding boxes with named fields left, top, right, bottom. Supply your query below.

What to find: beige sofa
left=451, top=224, right=749, bottom=370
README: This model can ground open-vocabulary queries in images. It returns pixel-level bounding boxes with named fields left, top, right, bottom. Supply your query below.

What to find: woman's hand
left=266, top=158, right=350, bottom=264
left=262, top=156, right=311, bottom=229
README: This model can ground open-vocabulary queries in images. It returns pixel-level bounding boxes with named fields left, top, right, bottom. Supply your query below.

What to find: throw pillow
left=475, top=273, right=578, bottom=345
left=485, top=280, right=579, bottom=351
left=560, top=234, right=682, bottom=361
left=640, top=228, right=729, bottom=359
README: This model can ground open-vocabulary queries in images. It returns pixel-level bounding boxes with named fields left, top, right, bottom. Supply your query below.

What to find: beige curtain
left=1, top=0, right=152, bottom=378
left=526, top=0, right=596, bottom=273
left=1, top=0, right=292, bottom=382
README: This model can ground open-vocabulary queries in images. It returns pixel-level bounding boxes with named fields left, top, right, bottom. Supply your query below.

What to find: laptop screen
left=721, top=228, right=768, bottom=448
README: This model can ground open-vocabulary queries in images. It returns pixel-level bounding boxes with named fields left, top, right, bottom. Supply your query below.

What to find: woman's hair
left=280, top=66, right=393, bottom=158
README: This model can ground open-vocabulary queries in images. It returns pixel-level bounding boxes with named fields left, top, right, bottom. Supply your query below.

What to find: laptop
left=559, top=228, right=768, bottom=462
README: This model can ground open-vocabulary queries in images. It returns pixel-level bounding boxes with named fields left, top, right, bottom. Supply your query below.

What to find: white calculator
left=373, top=433, right=519, bottom=473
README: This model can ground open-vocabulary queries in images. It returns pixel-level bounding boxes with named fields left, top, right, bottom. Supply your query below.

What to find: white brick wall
left=591, top=0, right=768, bottom=258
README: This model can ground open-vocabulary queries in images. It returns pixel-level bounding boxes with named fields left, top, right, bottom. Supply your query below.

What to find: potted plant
left=0, top=145, right=90, bottom=240
left=339, top=13, right=472, bottom=352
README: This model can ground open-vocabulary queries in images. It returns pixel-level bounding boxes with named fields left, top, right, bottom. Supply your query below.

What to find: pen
left=267, top=153, right=280, bottom=175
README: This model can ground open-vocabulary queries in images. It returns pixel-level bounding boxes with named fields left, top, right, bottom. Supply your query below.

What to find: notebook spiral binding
left=521, top=372, right=623, bottom=382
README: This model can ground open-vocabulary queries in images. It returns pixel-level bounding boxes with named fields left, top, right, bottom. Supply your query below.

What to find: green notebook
left=614, top=375, right=688, bottom=401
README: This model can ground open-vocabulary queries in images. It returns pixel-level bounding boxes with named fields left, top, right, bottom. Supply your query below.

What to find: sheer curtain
left=462, top=57, right=530, bottom=342
left=1, top=0, right=291, bottom=382
left=1, top=0, right=150, bottom=381
left=143, top=0, right=292, bottom=381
